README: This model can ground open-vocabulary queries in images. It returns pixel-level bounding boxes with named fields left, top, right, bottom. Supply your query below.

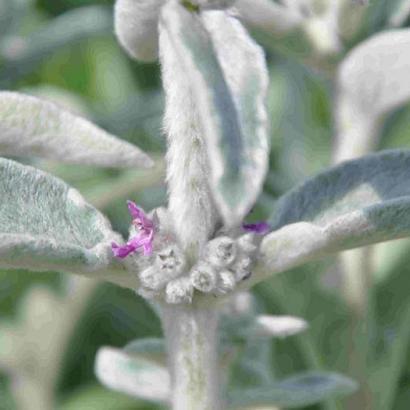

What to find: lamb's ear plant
left=3, top=0, right=410, bottom=409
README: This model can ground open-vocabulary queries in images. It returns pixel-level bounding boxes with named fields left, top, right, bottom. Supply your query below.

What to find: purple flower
left=111, top=201, right=155, bottom=258
left=242, top=221, right=270, bottom=235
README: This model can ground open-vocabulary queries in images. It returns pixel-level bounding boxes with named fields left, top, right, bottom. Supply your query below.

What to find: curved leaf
left=338, top=29, right=410, bottom=117
left=95, top=346, right=170, bottom=403
left=229, top=372, right=357, bottom=408
left=335, top=29, right=410, bottom=160
left=252, top=150, right=410, bottom=285
left=0, top=158, right=134, bottom=288
left=0, top=92, right=153, bottom=168
left=234, top=0, right=303, bottom=35
left=114, top=0, right=164, bottom=62
left=160, top=2, right=269, bottom=226
left=271, top=150, right=410, bottom=229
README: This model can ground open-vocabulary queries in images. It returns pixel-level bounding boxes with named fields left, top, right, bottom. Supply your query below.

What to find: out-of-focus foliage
left=1, top=0, right=410, bottom=409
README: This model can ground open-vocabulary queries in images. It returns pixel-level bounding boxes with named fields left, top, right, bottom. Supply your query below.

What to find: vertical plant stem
left=333, top=98, right=379, bottom=410
left=160, top=304, right=222, bottom=410
left=12, top=378, right=55, bottom=410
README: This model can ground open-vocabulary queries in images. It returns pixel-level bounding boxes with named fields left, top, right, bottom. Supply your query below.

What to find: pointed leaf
left=229, top=372, right=357, bottom=408
left=252, top=150, right=410, bottom=284
left=95, top=346, right=170, bottom=403
left=0, top=158, right=134, bottom=288
left=0, top=92, right=153, bottom=168
left=160, top=2, right=269, bottom=226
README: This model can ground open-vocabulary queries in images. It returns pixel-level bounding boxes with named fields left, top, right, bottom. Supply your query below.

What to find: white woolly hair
left=159, top=12, right=220, bottom=257
left=114, top=0, right=164, bottom=62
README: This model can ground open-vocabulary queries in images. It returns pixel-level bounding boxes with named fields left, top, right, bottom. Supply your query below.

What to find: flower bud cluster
left=135, top=230, right=259, bottom=304
left=192, top=233, right=258, bottom=295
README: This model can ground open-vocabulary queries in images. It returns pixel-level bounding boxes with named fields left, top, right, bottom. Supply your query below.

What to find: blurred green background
left=1, top=0, right=410, bottom=409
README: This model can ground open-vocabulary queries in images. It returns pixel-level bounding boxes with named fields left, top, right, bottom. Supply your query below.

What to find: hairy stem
left=160, top=304, right=222, bottom=410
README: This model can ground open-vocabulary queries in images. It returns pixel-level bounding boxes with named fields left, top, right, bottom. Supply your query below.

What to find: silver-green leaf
left=114, top=0, right=164, bottom=62
left=252, top=150, right=410, bottom=285
left=95, top=346, right=170, bottom=403
left=334, top=29, right=410, bottom=160
left=160, top=1, right=269, bottom=226
left=0, top=92, right=153, bottom=168
left=0, top=158, right=134, bottom=288
left=338, top=28, right=410, bottom=117
left=229, top=372, right=357, bottom=408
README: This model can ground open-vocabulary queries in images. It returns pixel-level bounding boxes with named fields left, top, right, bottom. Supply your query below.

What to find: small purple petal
left=143, top=242, right=153, bottom=256
left=127, top=200, right=144, bottom=220
left=242, top=221, right=271, bottom=235
left=111, top=241, right=138, bottom=258
left=112, top=202, right=156, bottom=259
left=127, top=200, right=154, bottom=230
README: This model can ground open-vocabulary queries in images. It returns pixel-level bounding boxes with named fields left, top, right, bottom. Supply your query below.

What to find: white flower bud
left=166, top=277, right=194, bottom=304
left=236, top=233, right=258, bottom=255
left=216, top=269, right=236, bottom=294
left=139, top=266, right=167, bottom=290
left=191, top=263, right=218, bottom=293
left=233, top=256, right=253, bottom=281
left=155, top=245, right=186, bottom=278
left=207, top=236, right=237, bottom=268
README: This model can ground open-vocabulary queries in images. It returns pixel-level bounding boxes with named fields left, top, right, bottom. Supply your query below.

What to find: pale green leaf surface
left=114, top=0, right=165, bottom=62
left=160, top=2, right=269, bottom=226
left=335, top=29, right=410, bottom=161
left=337, top=28, right=410, bottom=125
left=234, top=0, right=303, bottom=36
left=95, top=346, right=170, bottom=403
left=271, top=150, right=410, bottom=228
left=0, top=92, right=153, bottom=168
left=229, top=372, right=357, bottom=408
left=0, top=158, right=134, bottom=288
left=251, top=150, right=410, bottom=285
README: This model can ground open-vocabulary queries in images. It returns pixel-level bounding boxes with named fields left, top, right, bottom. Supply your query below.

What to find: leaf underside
left=160, top=2, right=269, bottom=226
left=0, top=158, right=133, bottom=287
left=0, top=91, right=153, bottom=168
left=254, top=150, right=410, bottom=284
